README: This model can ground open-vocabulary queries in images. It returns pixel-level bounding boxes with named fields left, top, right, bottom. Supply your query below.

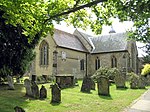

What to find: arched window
left=40, top=40, right=49, bottom=65
left=111, top=56, right=117, bottom=68
left=95, top=57, right=100, bottom=70
left=80, top=59, right=84, bottom=70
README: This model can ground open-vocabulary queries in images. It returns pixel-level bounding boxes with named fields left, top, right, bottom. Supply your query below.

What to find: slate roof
left=53, top=29, right=88, bottom=52
left=91, top=33, right=128, bottom=53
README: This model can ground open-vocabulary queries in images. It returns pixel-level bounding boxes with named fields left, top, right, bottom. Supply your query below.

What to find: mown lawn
left=0, top=81, right=148, bottom=112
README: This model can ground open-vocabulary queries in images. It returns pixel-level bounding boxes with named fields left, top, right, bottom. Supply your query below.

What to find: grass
left=0, top=81, right=148, bottom=112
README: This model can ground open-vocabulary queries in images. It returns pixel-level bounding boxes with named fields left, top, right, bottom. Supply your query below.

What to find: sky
left=54, top=19, right=147, bottom=57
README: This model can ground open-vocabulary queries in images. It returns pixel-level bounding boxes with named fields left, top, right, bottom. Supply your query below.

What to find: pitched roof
left=53, top=29, right=87, bottom=52
left=91, top=33, right=128, bottom=53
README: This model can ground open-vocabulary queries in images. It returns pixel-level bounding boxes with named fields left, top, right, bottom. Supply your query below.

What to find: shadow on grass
left=98, top=95, right=113, bottom=100
left=116, top=87, right=128, bottom=91
left=0, top=84, right=30, bottom=112
left=50, top=102, right=61, bottom=106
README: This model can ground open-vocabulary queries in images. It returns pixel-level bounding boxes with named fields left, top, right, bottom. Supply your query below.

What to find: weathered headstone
left=81, top=77, right=92, bottom=93
left=130, top=76, right=139, bottom=89
left=7, top=75, right=15, bottom=90
left=31, top=81, right=39, bottom=99
left=97, top=76, right=110, bottom=96
left=40, top=85, right=47, bottom=99
left=51, top=83, right=61, bottom=103
left=146, top=75, right=150, bottom=86
left=14, top=106, right=25, bottom=112
left=138, top=76, right=145, bottom=89
left=114, top=72, right=126, bottom=88
left=24, top=79, right=32, bottom=97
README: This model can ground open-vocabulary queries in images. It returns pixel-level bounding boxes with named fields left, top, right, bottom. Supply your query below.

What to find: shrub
left=91, top=67, right=109, bottom=81
left=91, top=67, right=120, bottom=81
left=141, top=64, right=150, bottom=76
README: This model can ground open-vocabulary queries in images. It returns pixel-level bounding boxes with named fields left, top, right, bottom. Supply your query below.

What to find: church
left=29, top=28, right=139, bottom=80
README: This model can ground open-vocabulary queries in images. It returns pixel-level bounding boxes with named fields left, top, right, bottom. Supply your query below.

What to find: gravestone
left=7, top=75, right=15, bottom=90
left=40, top=85, right=47, bottom=99
left=114, top=71, right=126, bottom=88
left=16, top=77, right=20, bottom=83
left=138, top=76, right=145, bottom=89
left=24, top=79, right=32, bottom=97
left=51, top=83, right=61, bottom=103
left=97, top=76, right=110, bottom=96
left=31, top=81, right=39, bottom=99
left=130, top=76, right=139, bottom=89
left=14, top=106, right=25, bottom=112
left=90, top=78, right=95, bottom=90
left=81, top=77, right=92, bottom=93
left=146, top=75, right=150, bottom=86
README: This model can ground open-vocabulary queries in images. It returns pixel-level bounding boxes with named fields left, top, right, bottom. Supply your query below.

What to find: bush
left=91, top=67, right=120, bottom=81
left=141, top=64, right=150, bottom=76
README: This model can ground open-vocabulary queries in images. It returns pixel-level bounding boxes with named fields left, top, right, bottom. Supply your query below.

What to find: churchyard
left=0, top=80, right=148, bottom=112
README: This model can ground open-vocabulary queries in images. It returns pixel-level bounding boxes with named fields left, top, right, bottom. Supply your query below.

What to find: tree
left=0, top=0, right=149, bottom=40
left=0, top=0, right=149, bottom=78
left=0, top=10, right=39, bottom=79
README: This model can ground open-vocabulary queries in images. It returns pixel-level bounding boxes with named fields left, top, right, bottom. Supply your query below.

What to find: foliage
left=91, top=67, right=109, bottom=80
left=0, top=0, right=149, bottom=77
left=141, top=64, right=150, bottom=76
left=0, top=10, right=37, bottom=78
left=0, top=81, right=148, bottom=112
left=127, top=72, right=139, bottom=81
left=0, top=0, right=149, bottom=41
left=92, top=67, right=120, bottom=81
left=107, top=67, right=120, bottom=80
left=143, top=55, right=150, bottom=64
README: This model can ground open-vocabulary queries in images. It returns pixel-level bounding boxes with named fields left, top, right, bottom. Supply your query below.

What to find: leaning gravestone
left=31, top=81, right=39, bottom=99
left=81, top=77, right=92, bottom=93
left=138, top=76, right=145, bottom=89
left=7, top=75, right=15, bottom=90
left=40, top=85, right=47, bottom=99
left=97, top=76, right=110, bottom=96
left=51, top=83, right=61, bottom=103
left=114, top=72, right=126, bottom=88
left=24, top=79, right=32, bottom=97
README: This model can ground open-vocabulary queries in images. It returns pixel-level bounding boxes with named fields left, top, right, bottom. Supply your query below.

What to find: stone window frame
left=111, top=55, right=117, bottom=68
left=39, top=40, right=49, bottom=66
left=80, top=59, right=84, bottom=70
left=95, top=57, right=100, bottom=70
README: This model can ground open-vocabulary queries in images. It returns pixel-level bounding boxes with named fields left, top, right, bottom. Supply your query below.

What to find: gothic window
left=111, top=56, right=117, bottom=68
left=40, top=41, right=49, bottom=65
left=80, top=59, right=84, bottom=70
left=95, top=57, right=100, bottom=70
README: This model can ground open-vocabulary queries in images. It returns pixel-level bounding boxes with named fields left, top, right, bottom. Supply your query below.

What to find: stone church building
left=29, top=28, right=139, bottom=79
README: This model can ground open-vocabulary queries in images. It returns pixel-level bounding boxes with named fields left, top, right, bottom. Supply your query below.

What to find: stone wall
left=30, top=34, right=56, bottom=77
left=88, top=52, right=128, bottom=75
left=56, top=48, right=86, bottom=79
